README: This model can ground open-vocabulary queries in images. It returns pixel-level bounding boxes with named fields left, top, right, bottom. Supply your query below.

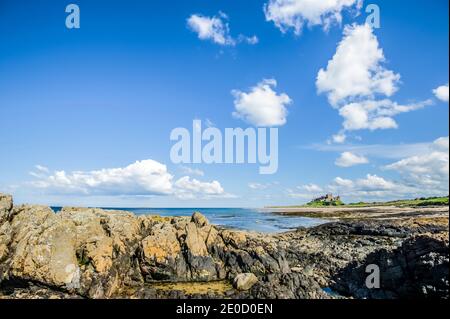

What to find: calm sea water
left=53, top=207, right=326, bottom=233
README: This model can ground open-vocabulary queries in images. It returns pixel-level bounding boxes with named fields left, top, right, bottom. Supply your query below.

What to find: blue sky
left=0, top=0, right=448, bottom=207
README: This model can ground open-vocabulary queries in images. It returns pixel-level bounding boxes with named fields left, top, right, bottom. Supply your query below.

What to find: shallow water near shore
left=132, top=208, right=328, bottom=232
left=53, top=207, right=327, bottom=233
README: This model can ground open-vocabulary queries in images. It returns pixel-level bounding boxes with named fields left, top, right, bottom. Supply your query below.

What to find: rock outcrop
left=0, top=193, right=448, bottom=299
left=332, top=234, right=449, bottom=299
left=0, top=195, right=326, bottom=299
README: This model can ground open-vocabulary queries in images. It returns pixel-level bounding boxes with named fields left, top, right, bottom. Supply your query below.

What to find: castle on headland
left=312, top=193, right=341, bottom=204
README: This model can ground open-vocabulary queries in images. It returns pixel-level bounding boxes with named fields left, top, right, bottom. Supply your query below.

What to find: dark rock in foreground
left=0, top=193, right=448, bottom=299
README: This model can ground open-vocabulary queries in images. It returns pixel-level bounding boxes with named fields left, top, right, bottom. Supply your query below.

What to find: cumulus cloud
left=433, top=84, right=449, bottom=102
left=316, top=24, right=431, bottom=138
left=333, top=176, right=354, bottom=188
left=30, top=160, right=174, bottom=196
left=264, top=0, right=362, bottom=35
left=328, top=174, right=399, bottom=199
left=232, top=79, right=292, bottom=126
left=355, top=174, right=395, bottom=190
left=174, top=176, right=225, bottom=199
left=29, top=160, right=230, bottom=200
left=187, top=12, right=258, bottom=46
left=308, top=137, right=449, bottom=201
left=384, top=137, right=449, bottom=191
left=339, top=99, right=432, bottom=131
left=335, top=151, right=369, bottom=167
left=317, top=24, right=400, bottom=106
left=290, top=164, right=447, bottom=201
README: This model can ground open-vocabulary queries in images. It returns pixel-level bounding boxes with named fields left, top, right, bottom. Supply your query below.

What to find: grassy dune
left=269, top=196, right=449, bottom=209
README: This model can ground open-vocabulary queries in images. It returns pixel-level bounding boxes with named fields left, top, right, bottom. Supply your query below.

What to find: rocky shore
left=0, top=193, right=448, bottom=299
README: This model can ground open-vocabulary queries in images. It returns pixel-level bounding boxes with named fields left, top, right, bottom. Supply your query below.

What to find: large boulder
left=58, top=207, right=144, bottom=298
left=233, top=273, right=258, bottom=290
left=140, top=214, right=225, bottom=282
left=6, top=205, right=80, bottom=291
left=141, top=222, right=187, bottom=280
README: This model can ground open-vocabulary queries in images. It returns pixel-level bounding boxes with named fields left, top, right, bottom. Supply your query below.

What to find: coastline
left=1, top=193, right=449, bottom=299
left=264, top=205, right=449, bottom=220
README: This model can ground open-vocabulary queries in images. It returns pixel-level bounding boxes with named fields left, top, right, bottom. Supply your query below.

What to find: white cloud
left=335, top=151, right=369, bottom=167
left=248, top=182, right=270, bottom=190
left=324, top=137, right=449, bottom=199
left=35, top=165, right=49, bottom=173
left=355, top=174, right=395, bottom=191
left=239, top=34, right=259, bottom=45
left=264, top=0, right=362, bottom=35
left=179, top=165, right=204, bottom=176
left=293, top=136, right=448, bottom=201
left=187, top=12, right=258, bottom=46
left=316, top=24, right=432, bottom=139
left=331, top=133, right=347, bottom=144
left=187, top=12, right=234, bottom=45
left=248, top=182, right=280, bottom=190
left=329, top=174, right=398, bottom=198
left=232, top=79, right=292, bottom=126
left=333, top=177, right=354, bottom=188
left=174, top=176, right=225, bottom=199
left=384, top=137, right=449, bottom=191
left=30, top=160, right=173, bottom=196
left=433, top=84, right=449, bottom=102
left=28, top=160, right=231, bottom=200
left=317, top=24, right=400, bottom=106
left=301, top=183, right=323, bottom=192
left=29, top=165, right=50, bottom=178
left=434, top=136, right=449, bottom=150
left=286, top=183, right=324, bottom=199
left=287, top=191, right=314, bottom=199
left=308, top=140, right=435, bottom=160
left=339, top=99, right=432, bottom=131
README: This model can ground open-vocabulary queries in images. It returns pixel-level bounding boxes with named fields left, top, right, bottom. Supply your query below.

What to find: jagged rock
left=0, top=193, right=13, bottom=224
left=0, top=194, right=448, bottom=299
left=251, top=273, right=328, bottom=299
left=6, top=205, right=80, bottom=291
left=331, top=234, right=449, bottom=299
left=233, top=273, right=258, bottom=290
left=192, top=212, right=209, bottom=227
left=58, top=207, right=144, bottom=298
left=141, top=222, right=186, bottom=280
left=0, top=194, right=13, bottom=267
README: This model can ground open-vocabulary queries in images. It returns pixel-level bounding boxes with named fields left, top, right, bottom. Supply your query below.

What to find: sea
left=53, top=207, right=327, bottom=233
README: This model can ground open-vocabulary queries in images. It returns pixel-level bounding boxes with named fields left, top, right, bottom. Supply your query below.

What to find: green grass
left=268, top=196, right=448, bottom=209
left=345, top=196, right=449, bottom=207
left=306, top=200, right=345, bottom=207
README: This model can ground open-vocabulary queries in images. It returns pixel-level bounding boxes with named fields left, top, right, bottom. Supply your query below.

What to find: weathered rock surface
left=332, top=234, right=449, bottom=298
left=0, top=193, right=448, bottom=299
left=233, top=273, right=258, bottom=290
